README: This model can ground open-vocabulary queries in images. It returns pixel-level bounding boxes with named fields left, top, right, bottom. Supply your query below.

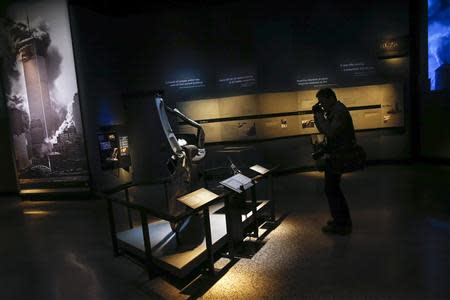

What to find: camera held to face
left=312, top=102, right=324, bottom=114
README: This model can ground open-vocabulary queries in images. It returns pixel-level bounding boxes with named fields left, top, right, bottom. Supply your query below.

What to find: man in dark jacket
left=313, top=88, right=355, bottom=235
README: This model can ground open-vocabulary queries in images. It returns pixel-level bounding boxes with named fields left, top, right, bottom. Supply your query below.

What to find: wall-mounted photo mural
left=1, top=0, right=89, bottom=189
left=428, top=0, right=450, bottom=91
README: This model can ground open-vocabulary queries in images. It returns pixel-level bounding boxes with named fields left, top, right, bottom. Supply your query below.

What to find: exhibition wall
left=2, top=0, right=448, bottom=194
left=112, top=1, right=411, bottom=98
left=420, top=93, right=450, bottom=159
left=112, top=0, right=411, bottom=174
left=66, top=0, right=413, bottom=184
left=69, top=6, right=131, bottom=190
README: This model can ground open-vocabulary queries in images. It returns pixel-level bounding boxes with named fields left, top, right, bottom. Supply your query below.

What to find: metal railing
left=98, top=166, right=277, bottom=278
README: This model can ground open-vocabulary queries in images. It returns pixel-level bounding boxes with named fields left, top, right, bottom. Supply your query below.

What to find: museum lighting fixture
left=382, top=57, right=407, bottom=66
left=300, top=171, right=326, bottom=179
left=23, top=209, right=53, bottom=216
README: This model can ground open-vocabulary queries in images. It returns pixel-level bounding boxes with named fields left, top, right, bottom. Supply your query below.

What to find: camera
left=312, top=102, right=324, bottom=113
left=310, top=134, right=327, bottom=160
left=312, top=143, right=326, bottom=160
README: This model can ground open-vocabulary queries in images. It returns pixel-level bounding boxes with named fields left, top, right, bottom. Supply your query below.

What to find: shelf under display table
left=219, top=164, right=276, bottom=244
left=102, top=183, right=234, bottom=278
left=101, top=165, right=278, bottom=279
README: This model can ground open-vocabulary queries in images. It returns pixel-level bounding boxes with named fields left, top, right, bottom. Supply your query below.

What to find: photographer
left=313, top=88, right=356, bottom=235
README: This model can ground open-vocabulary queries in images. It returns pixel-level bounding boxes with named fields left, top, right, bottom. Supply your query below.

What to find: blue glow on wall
left=428, top=0, right=450, bottom=91
left=99, top=101, right=115, bottom=126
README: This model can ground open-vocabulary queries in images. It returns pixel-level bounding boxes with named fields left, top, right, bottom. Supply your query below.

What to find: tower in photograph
left=72, top=93, right=83, bottom=135
left=14, top=22, right=55, bottom=168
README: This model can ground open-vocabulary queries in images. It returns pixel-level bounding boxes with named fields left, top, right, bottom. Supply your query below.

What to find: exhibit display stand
left=219, top=165, right=277, bottom=258
left=100, top=95, right=279, bottom=279
left=100, top=164, right=278, bottom=279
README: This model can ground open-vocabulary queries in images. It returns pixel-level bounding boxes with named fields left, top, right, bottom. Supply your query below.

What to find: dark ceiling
left=67, top=0, right=241, bottom=16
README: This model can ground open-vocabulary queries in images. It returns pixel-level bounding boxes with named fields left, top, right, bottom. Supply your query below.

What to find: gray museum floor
left=1, top=164, right=449, bottom=300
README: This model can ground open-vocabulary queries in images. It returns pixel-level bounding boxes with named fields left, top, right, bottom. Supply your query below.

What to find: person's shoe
left=321, top=223, right=352, bottom=235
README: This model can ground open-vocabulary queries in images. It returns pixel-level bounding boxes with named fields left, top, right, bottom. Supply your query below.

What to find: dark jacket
left=314, top=101, right=356, bottom=153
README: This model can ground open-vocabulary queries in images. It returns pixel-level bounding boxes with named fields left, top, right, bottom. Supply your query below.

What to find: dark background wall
left=113, top=0, right=411, bottom=99
left=69, top=6, right=131, bottom=191
left=68, top=0, right=413, bottom=188
left=4, top=0, right=447, bottom=193
left=420, top=92, right=450, bottom=159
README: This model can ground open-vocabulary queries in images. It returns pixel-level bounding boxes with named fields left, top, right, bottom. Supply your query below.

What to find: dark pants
left=325, top=161, right=352, bottom=226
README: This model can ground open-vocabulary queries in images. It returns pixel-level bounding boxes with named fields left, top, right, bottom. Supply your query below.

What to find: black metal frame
left=247, top=172, right=277, bottom=239
left=99, top=166, right=277, bottom=279
left=99, top=179, right=231, bottom=278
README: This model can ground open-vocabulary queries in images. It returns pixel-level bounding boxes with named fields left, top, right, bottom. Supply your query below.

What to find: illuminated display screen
left=119, top=136, right=129, bottom=156
left=97, top=132, right=119, bottom=169
left=428, top=0, right=450, bottom=91
left=100, top=141, right=112, bottom=151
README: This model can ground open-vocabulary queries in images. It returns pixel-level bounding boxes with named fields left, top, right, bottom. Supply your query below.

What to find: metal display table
left=99, top=165, right=277, bottom=279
